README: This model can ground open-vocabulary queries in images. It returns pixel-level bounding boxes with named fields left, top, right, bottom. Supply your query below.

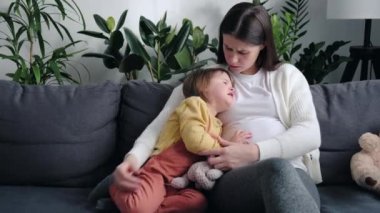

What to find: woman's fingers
left=229, top=130, right=252, bottom=143
left=112, top=160, right=141, bottom=191
left=114, top=173, right=141, bottom=190
left=218, top=137, right=235, bottom=146
left=207, top=155, right=231, bottom=171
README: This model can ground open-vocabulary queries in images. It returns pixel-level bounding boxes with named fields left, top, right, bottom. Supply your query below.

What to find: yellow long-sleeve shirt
left=152, top=96, right=222, bottom=156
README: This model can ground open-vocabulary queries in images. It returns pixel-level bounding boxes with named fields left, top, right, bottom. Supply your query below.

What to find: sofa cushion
left=310, top=80, right=380, bottom=185
left=116, top=80, right=173, bottom=161
left=0, top=80, right=121, bottom=187
left=319, top=185, right=380, bottom=213
left=0, top=186, right=96, bottom=213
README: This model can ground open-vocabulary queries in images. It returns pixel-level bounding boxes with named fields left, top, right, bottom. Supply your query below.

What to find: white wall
left=0, top=0, right=379, bottom=84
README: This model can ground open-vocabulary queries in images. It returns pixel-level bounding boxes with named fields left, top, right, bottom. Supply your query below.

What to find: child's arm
left=177, top=97, right=221, bottom=154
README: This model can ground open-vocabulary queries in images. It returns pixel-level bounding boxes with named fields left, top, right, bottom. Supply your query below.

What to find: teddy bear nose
left=365, top=177, right=377, bottom=186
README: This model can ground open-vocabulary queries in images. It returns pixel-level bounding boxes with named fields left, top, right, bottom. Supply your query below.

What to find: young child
left=109, top=67, right=243, bottom=213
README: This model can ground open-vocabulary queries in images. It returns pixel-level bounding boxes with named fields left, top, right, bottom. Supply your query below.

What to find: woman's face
left=222, top=34, right=264, bottom=75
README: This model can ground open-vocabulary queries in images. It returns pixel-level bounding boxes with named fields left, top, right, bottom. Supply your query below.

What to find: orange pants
left=109, top=141, right=207, bottom=213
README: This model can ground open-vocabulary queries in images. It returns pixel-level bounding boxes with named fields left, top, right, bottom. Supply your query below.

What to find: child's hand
left=229, top=130, right=252, bottom=144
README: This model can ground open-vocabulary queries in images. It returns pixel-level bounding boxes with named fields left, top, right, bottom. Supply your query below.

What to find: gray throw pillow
left=0, top=80, right=121, bottom=187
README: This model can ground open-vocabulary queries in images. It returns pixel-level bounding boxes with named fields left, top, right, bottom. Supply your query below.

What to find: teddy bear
left=350, top=132, right=380, bottom=194
left=170, top=161, right=223, bottom=190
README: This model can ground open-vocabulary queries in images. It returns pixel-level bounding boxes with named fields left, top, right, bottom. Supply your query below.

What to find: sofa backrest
left=0, top=80, right=121, bottom=187
left=310, top=80, right=380, bottom=185
left=116, top=79, right=380, bottom=186
left=3, top=78, right=375, bottom=188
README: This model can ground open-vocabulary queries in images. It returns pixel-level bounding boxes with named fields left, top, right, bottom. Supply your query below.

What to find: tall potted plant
left=130, top=13, right=216, bottom=82
left=0, top=0, right=86, bottom=85
left=79, top=11, right=217, bottom=83
left=78, top=10, right=145, bottom=80
left=254, top=0, right=350, bottom=84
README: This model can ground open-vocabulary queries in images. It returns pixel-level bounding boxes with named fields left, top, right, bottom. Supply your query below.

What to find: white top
left=127, top=63, right=322, bottom=183
left=219, top=69, right=306, bottom=171
left=220, top=68, right=284, bottom=142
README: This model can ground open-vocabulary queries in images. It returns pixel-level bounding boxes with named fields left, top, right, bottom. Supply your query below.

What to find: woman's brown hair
left=217, top=3, right=280, bottom=71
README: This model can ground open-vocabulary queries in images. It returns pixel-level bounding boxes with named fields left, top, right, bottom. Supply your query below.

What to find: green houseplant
left=129, top=13, right=217, bottom=82
left=79, top=11, right=217, bottom=82
left=254, top=0, right=350, bottom=84
left=0, top=0, right=86, bottom=85
left=78, top=10, right=144, bottom=80
left=295, top=41, right=350, bottom=84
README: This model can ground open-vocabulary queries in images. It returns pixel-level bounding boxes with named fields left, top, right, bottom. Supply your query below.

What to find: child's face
left=203, top=71, right=235, bottom=113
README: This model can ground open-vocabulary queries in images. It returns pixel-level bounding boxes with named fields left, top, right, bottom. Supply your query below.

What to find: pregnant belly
left=222, top=117, right=286, bottom=142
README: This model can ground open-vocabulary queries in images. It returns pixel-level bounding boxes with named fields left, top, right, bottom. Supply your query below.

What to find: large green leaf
left=0, top=53, right=20, bottom=62
left=49, top=60, right=63, bottom=84
left=115, top=10, right=128, bottom=31
left=157, top=11, right=167, bottom=31
left=78, top=30, right=108, bottom=40
left=139, top=16, right=157, bottom=47
left=102, top=46, right=122, bottom=68
left=119, top=53, right=145, bottom=74
left=31, top=63, right=41, bottom=84
left=43, top=12, right=64, bottom=39
left=57, top=22, right=75, bottom=43
left=162, top=20, right=191, bottom=59
left=61, top=0, right=86, bottom=29
left=31, top=0, right=41, bottom=32
left=151, top=56, right=171, bottom=83
left=0, top=44, right=16, bottom=55
left=106, top=17, right=116, bottom=32
left=109, top=30, right=124, bottom=51
left=37, top=31, right=45, bottom=57
left=192, top=27, right=205, bottom=49
left=174, top=45, right=192, bottom=69
left=54, top=0, right=65, bottom=19
left=82, top=52, right=115, bottom=59
left=94, top=14, right=110, bottom=34
left=194, top=33, right=208, bottom=55
left=123, top=27, right=150, bottom=63
left=170, top=59, right=210, bottom=75
left=0, top=13, right=15, bottom=36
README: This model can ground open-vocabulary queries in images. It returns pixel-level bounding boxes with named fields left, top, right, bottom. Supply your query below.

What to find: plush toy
left=171, top=161, right=223, bottom=190
left=350, top=132, right=380, bottom=194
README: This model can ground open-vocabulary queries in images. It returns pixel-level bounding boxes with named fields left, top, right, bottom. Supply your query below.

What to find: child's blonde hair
left=182, top=67, right=233, bottom=100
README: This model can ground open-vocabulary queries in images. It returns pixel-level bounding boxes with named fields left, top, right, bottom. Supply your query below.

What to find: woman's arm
left=127, top=84, right=185, bottom=168
left=257, top=64, right=321, bottom=160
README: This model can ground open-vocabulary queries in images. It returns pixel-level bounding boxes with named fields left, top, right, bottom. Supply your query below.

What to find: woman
left=113, top=2, right=322, bottom=212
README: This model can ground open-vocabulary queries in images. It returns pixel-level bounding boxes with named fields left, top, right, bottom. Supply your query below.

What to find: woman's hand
left=112, top=154, right=141, bottom=192
left=200, top=139, right=260, bottom=171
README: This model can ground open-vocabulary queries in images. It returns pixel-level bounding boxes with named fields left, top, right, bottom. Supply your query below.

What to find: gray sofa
left=0, top=79, right=379, bottom=212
